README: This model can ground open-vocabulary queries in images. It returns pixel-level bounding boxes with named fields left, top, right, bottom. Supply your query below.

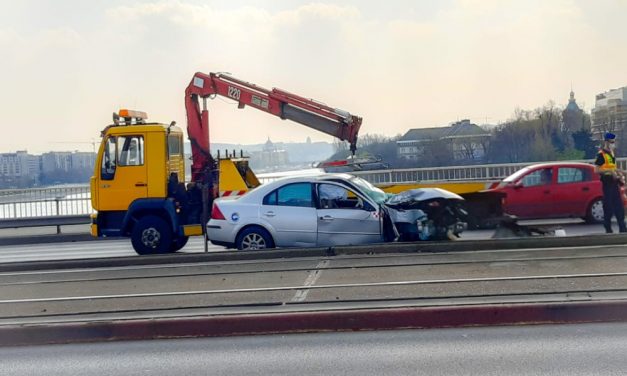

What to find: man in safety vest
left=594, top=132, right=626, bottom=233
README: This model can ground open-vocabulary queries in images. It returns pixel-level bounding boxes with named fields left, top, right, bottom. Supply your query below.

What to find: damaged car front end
left=382, top=188, right=468, bottom=241
left=336, top=176, right=469, bottom=242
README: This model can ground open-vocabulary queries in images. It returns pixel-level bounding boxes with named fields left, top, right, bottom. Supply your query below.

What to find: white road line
left=290, top=260, right=329, bottom=302
left=4, top=270, right=627, bottom=305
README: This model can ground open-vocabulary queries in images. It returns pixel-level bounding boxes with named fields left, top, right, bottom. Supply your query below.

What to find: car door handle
left=263, top=211, right=275, bottom=217
left=101, top=184, right=110, bottom=188
left=319, top=215, right=334, bottom=221
left=582, top=187, right=590, bottom=192
left=135, top=182, right=147, bottom=187
left=543, top=190, right=550, bottom=194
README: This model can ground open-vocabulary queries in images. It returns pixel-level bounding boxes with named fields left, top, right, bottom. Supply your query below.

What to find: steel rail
left=2, top=252, right=627, bottom=287
left=3, top=271, right=627, bottom=305
left=4, top=288, right=627, bottom=324
left=1, top=243, right=622, bottom=277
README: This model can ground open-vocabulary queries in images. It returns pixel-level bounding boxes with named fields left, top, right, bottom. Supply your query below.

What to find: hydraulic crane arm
left=185, top=72, right=362, bottom=182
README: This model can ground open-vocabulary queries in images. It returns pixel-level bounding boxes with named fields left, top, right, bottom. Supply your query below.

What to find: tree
left=572, top=129, right=598, bottom=159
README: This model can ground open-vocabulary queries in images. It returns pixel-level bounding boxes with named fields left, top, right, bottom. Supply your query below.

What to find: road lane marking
left=3, top=270, right=627, bottom=305
left=290, top=260, right=329, bottom=302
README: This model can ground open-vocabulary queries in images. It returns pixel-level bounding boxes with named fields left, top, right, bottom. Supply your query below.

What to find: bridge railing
left=4, top=158, right=627, bottom=221
left=0, top=185, right=92, bottom=219
left=258, top=158, right=627, bottom=184
left=349, top=162, right=533, bottom=185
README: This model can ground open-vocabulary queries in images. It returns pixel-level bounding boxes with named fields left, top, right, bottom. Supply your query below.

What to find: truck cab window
left=118, top=136, right=144, bottom=166
left=168, top=134, right=182, bottom=156
left=101, top=136, right=117, bottom=180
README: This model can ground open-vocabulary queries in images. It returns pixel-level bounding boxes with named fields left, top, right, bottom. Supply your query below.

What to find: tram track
left=2, top=244, right=626, bottom=285
left=2, top=240, right=627, bottom=345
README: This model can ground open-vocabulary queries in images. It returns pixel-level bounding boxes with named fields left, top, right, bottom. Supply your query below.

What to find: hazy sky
left=1, top=0, right=626, bottom=153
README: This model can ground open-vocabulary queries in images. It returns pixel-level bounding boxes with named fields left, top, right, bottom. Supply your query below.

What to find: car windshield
left=349, top=176, right=388, bottom=204
left=503, top=167, right=533, bottom=183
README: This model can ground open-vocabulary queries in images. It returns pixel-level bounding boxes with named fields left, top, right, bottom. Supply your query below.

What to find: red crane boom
left=185, top=72, right=362, bottom=183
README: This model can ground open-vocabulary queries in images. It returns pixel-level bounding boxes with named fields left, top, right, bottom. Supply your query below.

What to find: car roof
left=524, top=162, right=593, bottom=169
left=268, top=172, right=356, bottom=184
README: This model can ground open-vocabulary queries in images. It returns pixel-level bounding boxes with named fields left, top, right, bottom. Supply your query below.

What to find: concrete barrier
left=0, top=215, right=90, bottom=229
left=2, top=300, right=626, bottom=347
left=0, top=233, right=97, bottom=247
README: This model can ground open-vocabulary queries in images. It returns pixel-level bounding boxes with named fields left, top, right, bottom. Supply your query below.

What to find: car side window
left=317, top=183, right=374, bottom=211
left=263, top=183, right=313, bottom=208
left=557, top=167, right=585, bottom=184
left=263, top=191, right=277, bottom=206
left=521, top=168, right=552, bottom=187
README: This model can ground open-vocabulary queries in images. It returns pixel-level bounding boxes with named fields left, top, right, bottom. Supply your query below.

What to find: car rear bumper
left=207, top=220, right=238, bottom=247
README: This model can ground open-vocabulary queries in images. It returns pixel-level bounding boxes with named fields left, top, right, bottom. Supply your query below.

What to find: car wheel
left=586, top=198, right=604, bottom=224
left=236, top=226, right=274, bottom=251
left=131, top=215, right=173, bottom=255
left=169, top=236, right=189, bottom=252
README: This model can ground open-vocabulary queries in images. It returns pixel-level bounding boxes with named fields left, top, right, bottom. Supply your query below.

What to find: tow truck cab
left=90, top=110, right=202, bottom=254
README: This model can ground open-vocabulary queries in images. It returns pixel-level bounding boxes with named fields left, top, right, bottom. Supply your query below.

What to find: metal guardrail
left=0, top=186, right=91, bottom=220
left=258, top=158, right=627, bottom=184
left=4, top=158, right=627, bottom=223
left=350, top=162, right=532, bottom=185
left=0, top=215, right=90, bottom=234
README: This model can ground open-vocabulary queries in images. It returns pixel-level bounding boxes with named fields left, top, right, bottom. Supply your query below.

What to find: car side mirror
left=513, top=181, right=523, bottom=189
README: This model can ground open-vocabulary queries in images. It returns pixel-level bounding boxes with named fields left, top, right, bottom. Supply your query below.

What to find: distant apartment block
left=71, top=152, right=96, bottom=170
left=397, top=119, right=491, bottom=162
left=592, top=86, right=627, bottom=140
left=41, top=151, right=72, bottom=173
left=40, top=151, right=95, bottom=173
left=0, top=151, right=30, bottom=178
left=0, top=150, right=96, bottom=188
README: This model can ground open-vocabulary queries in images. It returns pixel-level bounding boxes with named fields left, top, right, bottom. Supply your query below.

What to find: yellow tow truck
left=90, top=72, right=362, bottom=254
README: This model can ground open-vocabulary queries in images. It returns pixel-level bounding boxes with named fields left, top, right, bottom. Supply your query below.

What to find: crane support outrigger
left=90, top=72, right=362, bottom=255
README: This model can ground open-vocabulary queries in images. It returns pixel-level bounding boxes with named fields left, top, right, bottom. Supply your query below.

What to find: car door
left=315, top=183, right=382, bottom=247
left=260, top=182, right=317, bottom=247
left=503, top=167, right=555, bottom=218
left=553, top=166, right=595, bottom=217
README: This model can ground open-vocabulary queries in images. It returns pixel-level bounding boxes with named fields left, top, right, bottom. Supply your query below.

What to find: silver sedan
left=207, top=173, right=388, bottom=250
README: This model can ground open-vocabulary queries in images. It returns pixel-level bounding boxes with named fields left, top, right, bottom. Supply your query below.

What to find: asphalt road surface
left=2, top=323, right=627, bottom=376
left=3, top=242, right=627, bottom=326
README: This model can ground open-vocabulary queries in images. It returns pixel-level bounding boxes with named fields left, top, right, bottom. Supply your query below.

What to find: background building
left=592, top=87, right=627, bottom=154
left=0, top=151, right=34, bottom=188
left=250, top=138, right=289, bottom=170
left=397, top=120, right=491, bottom=164
left=562, top=89, right=588, bottom=133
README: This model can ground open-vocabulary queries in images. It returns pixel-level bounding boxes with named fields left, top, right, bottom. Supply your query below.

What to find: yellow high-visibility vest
left=598, top=149, right=617, bottom=172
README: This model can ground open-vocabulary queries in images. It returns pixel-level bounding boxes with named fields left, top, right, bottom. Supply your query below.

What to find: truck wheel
left=131, top=215, right=173, bottom=255
left=169, top=236, right=189, bottom=252
left=236, top=226, right=274, bottom=251
left=586, top=198, right=604, bottom=224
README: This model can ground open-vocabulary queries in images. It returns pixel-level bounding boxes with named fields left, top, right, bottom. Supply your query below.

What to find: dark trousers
left=602, top=181, right=626, bottom=232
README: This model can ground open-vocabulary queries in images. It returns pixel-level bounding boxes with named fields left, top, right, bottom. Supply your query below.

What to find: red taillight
left=211, top=203, right=226, bottom=220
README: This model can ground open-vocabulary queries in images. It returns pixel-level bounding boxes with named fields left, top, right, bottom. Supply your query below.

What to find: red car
left=490, top=162, right=626, bottom=223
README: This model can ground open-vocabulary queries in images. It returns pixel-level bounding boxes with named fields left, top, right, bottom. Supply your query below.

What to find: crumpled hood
left=386, top=188, right=464, bottom=206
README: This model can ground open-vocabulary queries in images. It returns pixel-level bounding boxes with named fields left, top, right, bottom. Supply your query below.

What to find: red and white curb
left=2, top=300, right=627, bottom=347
